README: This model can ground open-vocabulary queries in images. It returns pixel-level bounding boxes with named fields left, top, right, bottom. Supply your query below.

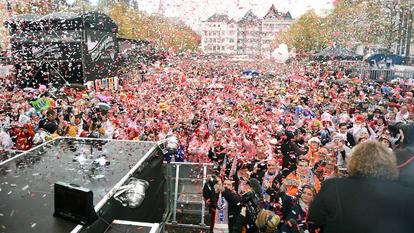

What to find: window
left=229, top=38, right=234, bottom=43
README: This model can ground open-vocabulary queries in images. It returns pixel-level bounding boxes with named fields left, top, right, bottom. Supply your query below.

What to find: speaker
left=54, top=181, right=98, bottom=225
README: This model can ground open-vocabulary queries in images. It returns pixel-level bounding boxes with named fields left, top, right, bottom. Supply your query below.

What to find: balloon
left=272, top=44, right=290, bottom=63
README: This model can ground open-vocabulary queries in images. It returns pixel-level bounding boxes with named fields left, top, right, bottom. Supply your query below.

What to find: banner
left=114, top=77, right=119, bottom=90
left=108, top=77, right=114, bottom=90
left=92, top=77, right=120, bottom=91
left=102, top=78, right=108, bottom=89
left=95, top=79, right=102, bottom=90
left=31, top=97, right=51, bottom=112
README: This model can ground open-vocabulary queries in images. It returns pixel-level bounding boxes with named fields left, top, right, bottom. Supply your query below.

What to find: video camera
left=241, top=178, right=263, bottom=223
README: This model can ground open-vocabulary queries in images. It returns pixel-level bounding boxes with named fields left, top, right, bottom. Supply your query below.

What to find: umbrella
left=242, top=70, right=260, bottom=77
left=96, top=102, right=111, bottom=110
left=366, top=54, right=404, bottom=65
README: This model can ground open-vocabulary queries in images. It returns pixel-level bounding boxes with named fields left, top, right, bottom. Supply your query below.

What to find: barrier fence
left=163, top=162, right=214, bottom=230
left=360, top=68, right=414, bottom=82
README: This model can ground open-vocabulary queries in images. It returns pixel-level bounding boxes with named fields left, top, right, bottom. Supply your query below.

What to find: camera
left=241, top=179, right=263, bottom=223
left=242, top=190, right=262, bottom=221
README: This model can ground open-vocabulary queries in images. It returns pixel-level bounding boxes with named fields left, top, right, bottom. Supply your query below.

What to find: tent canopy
left=366, top=53, right=404, bottom=65
left=313, top=47, right=363, bottom=61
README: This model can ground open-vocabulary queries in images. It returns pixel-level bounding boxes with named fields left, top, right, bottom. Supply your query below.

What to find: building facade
left=201, top=4, right=293, bottom=56
left=200, top=14, right=237, bottom=54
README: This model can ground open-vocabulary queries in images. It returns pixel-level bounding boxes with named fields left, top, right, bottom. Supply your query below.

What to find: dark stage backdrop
left=7, top=12, right=119, bottom=87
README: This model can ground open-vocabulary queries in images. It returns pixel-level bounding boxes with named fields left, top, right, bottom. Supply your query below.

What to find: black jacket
left=399, top=158, right=414, bottom=189
left=281, top=141, right=307, bottom=176
left=38, top=118, right=58, bottom=134
left=309, top=177, right=414, bottom=233
left=281, top=200, right=316, bottom=233
left=222, top=188, right=243, bottom=233
left=203, top=181, right=219, bottom=212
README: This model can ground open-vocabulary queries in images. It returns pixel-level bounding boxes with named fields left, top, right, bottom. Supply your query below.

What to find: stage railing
left=163, top=162, right=214, bottom=230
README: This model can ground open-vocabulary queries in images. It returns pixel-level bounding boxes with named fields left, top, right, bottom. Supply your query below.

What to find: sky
left=135, top=0, right=335, bottom=29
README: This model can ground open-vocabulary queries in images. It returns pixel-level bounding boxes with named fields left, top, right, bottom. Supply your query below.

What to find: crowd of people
left=0, top=54, right=414, bottom=232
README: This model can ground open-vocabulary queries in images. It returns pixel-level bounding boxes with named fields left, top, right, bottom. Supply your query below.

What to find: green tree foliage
left=274, top=10, right=330, bottom=53
left=108, top=2, right=200, bottom=52
left=274, top=0, right=413, bottom=53
left=13, top=0, right=69, bottom=14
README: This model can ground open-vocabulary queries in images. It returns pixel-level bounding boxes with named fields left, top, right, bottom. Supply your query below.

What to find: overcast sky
left=136, top=0, right=334, bottom=27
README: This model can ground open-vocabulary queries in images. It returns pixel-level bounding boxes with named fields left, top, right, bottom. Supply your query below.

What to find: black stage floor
left=0, top=138, right=156, bottom=233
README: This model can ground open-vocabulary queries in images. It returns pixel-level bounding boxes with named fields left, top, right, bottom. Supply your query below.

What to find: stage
left=0, top=138, right=165, bottom=233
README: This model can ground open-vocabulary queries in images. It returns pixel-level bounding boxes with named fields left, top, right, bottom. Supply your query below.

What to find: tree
left=13, top=0, right=69, bottom=14
left=324, top=0, right=411, bottom=52
left=274, top=10, right=330, bottom=53
left=108, top=2, right=200, bottom=52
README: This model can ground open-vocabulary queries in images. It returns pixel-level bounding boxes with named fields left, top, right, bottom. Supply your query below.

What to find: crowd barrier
left=360, top=68, right=414, bottom=82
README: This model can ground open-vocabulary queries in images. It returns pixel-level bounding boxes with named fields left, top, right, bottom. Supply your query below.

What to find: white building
left=237, top=10, right=262, bottom=56
left=201, top=4, right=293, bottom=56
left=261, top=5, right=293, bottom=57
left=200, top=14, right=237, bottom=54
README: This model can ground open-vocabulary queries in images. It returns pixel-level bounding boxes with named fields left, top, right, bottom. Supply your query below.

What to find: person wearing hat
left=306, top=137, right=321, bottom=167
left=368, top=108, right=382, bottom=122
left=254, top=209, right=281, bottom=233
left=369, top=115, right=387, bottom=137
left=350, top=114, right=375, bottom=143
